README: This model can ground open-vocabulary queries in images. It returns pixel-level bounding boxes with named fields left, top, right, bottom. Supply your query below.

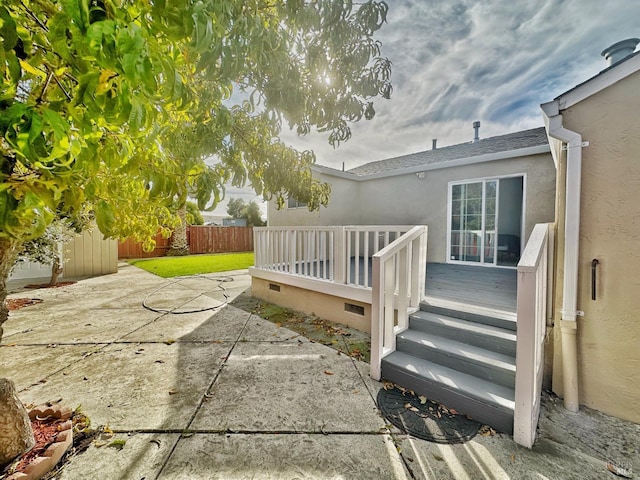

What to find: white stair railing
left=370, top=226, right=428, bottom=381
left=514, top=223, right=552, bottom=448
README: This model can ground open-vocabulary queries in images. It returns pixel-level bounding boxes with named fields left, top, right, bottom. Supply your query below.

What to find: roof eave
left=311, top=164, right=359, bottom=179
left=346, top=144, right=551, bottom=181
left=554, top=53, right=640, bottom=111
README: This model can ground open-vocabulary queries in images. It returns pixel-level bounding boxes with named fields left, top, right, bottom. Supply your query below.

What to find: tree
left=244, top=201, right=266, bottom=227
left=15, top=218, right=80, bottom=286
left=0, top=0, right=391, bottom=464
left=227, top=198, right=265, bottom=226
left=186, top=201, right=204, bottom=226
left=227, top=198, right=247, bottom=220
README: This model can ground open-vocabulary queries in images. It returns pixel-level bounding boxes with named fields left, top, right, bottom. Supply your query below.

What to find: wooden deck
left=425, top=263, right=517, bottom=313
left=294, top=258, right=517, bottom=313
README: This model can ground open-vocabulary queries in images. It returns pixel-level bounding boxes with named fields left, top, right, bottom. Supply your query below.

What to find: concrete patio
left=1, top=263, right=638, bottom=479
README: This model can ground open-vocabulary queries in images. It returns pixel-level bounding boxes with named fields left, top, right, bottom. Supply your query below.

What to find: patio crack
left=154, top=309, right=255, bottom=480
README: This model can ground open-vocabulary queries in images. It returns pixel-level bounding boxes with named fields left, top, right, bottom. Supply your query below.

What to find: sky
left=211, top=0, right=640, bottom=219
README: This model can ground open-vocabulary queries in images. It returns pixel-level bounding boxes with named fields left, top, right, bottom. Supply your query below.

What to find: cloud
left=201, top=0, right=640, bottom=217
left=277, top=0, right=639, bottom=171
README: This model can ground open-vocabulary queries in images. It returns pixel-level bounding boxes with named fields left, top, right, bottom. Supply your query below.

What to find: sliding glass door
left=449, top=180, right=497, bottom=264
left=449, top=176, right=524, bottom=267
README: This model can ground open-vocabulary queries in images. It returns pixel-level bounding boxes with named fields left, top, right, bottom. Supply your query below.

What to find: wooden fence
left=118, top=226, right=254, bottom=259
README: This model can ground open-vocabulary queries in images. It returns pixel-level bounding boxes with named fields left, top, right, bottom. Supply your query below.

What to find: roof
left=546, top=49, right=640, bottom=114
left=347, top=127, right=549, bottom=177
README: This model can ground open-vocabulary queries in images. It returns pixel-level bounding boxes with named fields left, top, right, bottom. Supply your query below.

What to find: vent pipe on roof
left=432, top=139, right=437, bottom=150
left=601, top=38, right=640, bottom=66
left=473, top=121, right=481, bottom=143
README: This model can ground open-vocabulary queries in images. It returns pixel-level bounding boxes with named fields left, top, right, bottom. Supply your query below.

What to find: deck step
left=421, top=302, right=517, bottom=331
left=396, top=329, right=516, bottom=388
left=382, top=351, right=515, bottom=434
left=409, top=310, right=517, bottom=356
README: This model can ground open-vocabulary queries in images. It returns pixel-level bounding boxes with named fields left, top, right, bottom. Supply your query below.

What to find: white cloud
left=200, top=0, right=639, bottom=216
left=280, top=0, right=640, bottom=170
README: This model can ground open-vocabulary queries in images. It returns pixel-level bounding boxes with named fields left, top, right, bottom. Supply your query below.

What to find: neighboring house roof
left=336, top=127, right=549, bottom=180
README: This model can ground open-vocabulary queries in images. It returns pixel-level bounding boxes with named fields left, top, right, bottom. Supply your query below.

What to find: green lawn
left=128, top=252, right=254, bottom=278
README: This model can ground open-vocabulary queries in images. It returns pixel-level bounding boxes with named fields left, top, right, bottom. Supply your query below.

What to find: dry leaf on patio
left=323, top=370, right=334, bottom=375
left=107, top=439, right=126, bottom=450
left=478, top=425, right=496, bottom=436
left=168, top=389, right=179, bottom=395
left=607, top=461, right=633, bottom=478
left=419, top=395, right=427, bottom=404
left=404, top=403, right=419, bottom=413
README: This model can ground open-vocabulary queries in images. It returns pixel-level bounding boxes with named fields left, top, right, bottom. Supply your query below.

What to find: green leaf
left=0, top=5, right=18, bottom=51
left=95, top=200, right=116, bottom=236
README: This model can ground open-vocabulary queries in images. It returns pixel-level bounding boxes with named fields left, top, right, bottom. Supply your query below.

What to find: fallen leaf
left=168, top=389, right=178, bottom=395
left=164, top=339, right=176, bottom=345
left=107, top=439, right=126, bottom=450
left=419, top=395, right=427, bottom=405
left=404, top=403, right=420, bottom=413
left=323, top=370, right=334, bottom=375
left=479, top=426, right=496, bottom=437
left=150, top=439, right=162, bottom=448
left=607, top=461, right=633, bottom=478
left=155, top=360, right=165, bottom=364
left=510, top=454, right=516, bottom=462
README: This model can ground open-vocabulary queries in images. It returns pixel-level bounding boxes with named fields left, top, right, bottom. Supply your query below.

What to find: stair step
left=410, top=311, right=517, bottom=356
left=396, top=329, right=516, bottom=388
left=421, top=302, right=517, bottom=332
left=382, top=351, right=515, bottom=434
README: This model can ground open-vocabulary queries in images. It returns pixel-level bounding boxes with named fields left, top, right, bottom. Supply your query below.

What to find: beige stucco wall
left=551, top=71, right=640, bottom=423
left=251, top=277, right=372, bottom=333
left=269, top=154, right=556, bottom=263
left=268, top=170, right=360, bottom=226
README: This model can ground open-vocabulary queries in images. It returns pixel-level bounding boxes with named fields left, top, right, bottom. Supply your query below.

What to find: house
left=541, top=38, right=640, bottom=425
left=269, top=126, right=556, bottom=267
left=249, top=38, right=640, bottom=447
left=252, top=126, right=556, bottom=446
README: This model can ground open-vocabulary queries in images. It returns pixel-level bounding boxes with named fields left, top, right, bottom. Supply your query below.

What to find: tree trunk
left=0, top=239, right=35, bottom=468
left=167, top=204, right=189, bottom=256
left=0, top=237, right=21, bottom=342
left=49, top=256, right=63, bottom=286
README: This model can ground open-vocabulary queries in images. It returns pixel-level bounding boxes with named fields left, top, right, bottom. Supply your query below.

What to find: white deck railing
left=370, top=226, right=428, bottom=381
left=513, top=223, right=552, bottom=448
left=253, top=226, right=413, bottom=287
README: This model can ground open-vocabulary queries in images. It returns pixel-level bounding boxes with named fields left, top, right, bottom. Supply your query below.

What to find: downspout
left=541, top=100, right=584, bottom=413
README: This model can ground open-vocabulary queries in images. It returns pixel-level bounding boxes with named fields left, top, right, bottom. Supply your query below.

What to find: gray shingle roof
left=348, top=127, right=548, bottom=177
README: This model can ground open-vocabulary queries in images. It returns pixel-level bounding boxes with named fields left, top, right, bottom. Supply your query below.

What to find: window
left=287, top=197, right=307, bottom=209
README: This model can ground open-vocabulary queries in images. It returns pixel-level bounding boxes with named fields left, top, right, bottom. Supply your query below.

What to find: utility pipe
left=541, top=101, right=584, bottom=413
